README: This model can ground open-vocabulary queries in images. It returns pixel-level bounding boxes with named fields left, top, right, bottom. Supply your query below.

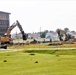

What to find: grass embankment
left=24, top=49, right=76, bottom=55
left=9, top=43, right=76, bottom=49
left=0, top=46, right=76, bottom=75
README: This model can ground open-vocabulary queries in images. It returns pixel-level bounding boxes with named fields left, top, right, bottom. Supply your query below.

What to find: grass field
left=9, top=43, right=76, bottom=49
left=0, top=44, right=76, bottom=75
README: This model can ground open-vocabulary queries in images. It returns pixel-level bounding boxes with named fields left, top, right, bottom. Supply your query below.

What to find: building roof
left=71, top=31, right=76, bottom=35
left=0, top=11, right=11, bottom=14
left=50, top=31, right=58, bottom=35
left=28, top=33, right=40, bottom=38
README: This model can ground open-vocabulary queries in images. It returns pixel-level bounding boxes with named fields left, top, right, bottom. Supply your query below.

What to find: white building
left=11, top=33, right=22, bottom=39
left=28, top=33, right=40, bottom=39
left=45, top=31, right=60, bottom=42
left=71, top=31, right=76, bottom=38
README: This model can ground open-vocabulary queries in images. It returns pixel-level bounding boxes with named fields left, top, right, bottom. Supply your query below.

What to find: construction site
left=0, top=11, right=76, bottom=75
left=1, top=0, right=76, bottom=74
left=0, top=11, right=76, bottom=49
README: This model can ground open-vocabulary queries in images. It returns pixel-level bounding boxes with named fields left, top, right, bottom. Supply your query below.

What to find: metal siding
left=0, top=18, right=10, bottom=36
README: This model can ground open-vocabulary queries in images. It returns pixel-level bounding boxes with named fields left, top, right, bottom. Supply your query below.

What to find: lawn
left=0, top=47, right=76, bottom=75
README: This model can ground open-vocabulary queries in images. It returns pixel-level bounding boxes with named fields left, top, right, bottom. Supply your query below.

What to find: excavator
left=56, top=29, right=67, bottom=41
left=56, top=29, right=75, bottom=42
left=0, top=20, right=28, bottom=49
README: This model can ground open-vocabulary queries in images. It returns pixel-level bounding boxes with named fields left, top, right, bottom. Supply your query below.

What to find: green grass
left=0, top=49, right=76, bottom=75
left=23, top=49, right=76, bottom=55
left=9, top=43, right=76, bottom=49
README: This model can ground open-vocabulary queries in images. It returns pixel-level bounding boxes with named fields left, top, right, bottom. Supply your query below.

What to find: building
left=45, top=31, right=60, bottom=41
left=71, top=31, right=76, bottom=38
left=0, top=11, right=10, bottom=36
left=28, top=33, right=40, bottom=39
left=11, top=33, right=22, bottom=39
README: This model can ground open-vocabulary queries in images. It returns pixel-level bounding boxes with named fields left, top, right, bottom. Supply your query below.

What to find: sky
left=0, top=0, right=76, bottom=34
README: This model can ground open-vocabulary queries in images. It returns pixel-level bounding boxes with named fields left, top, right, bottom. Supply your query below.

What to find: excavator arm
left=5, top=22, right=17, bottom=36
left=4, top=20, right=28, bottom=40
left=16, top=20, right=28, bottom=40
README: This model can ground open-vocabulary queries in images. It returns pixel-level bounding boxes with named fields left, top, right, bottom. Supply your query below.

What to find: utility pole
left=40, top=26, right=41, bottom=38
left=39, top=26, right=41, bottom=50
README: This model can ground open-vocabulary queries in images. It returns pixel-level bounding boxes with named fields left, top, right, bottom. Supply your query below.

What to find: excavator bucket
left=22, top=34, right=28, bottom=40
left=21, top=31, right=28, bottom=40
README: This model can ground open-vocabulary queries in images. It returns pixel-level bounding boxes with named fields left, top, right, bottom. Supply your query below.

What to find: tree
left=40, top=30, right=48, bottom=38
left=64, top=28, right=70, bottom=32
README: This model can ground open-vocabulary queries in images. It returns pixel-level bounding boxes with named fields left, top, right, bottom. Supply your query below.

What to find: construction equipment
left=56, top=29, right=67, bottom=41
left=0, top=20, right=28, bottom=49
left=56, top=29, right=75, bottom=42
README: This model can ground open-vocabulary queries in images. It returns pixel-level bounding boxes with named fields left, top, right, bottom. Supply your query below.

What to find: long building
left=0, top=11, right=10, bottom=36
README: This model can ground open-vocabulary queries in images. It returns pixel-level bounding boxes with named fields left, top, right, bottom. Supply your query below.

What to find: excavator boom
left=5, top=22, right=17, bottom=36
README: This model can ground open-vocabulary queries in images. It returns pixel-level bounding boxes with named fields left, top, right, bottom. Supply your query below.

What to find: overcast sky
left=0, top=0, right=76, bottom=34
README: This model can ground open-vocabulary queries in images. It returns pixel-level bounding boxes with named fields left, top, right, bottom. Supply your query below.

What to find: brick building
left=0, top=11, right=10, bottom=36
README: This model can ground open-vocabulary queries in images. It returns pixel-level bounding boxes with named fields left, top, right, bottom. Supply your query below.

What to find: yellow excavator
left=0, top=20, right=28, bottom=49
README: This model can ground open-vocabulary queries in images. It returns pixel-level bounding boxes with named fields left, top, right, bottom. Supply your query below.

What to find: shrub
left=30, top=53, right=35, bottom=55
left=35, top=61, right=38, bottom=63
left=3, top=60, right=7, bottom=62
